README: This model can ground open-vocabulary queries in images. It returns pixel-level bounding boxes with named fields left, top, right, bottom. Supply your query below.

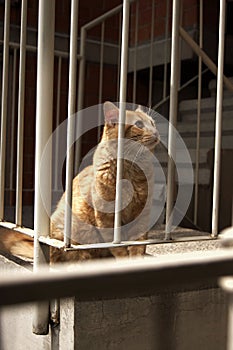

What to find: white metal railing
left=0, top=0, right=10, bottom=221
left=165, top=0, right=180, bottom=238
left=113, top=0, right=130, bottom=244
left=0, top=0, right=233, bottom=337
left=33, top=0, right=55, bottom=335
left=211, top=0, right=226, bottom=236
left=194, top=0, right=203, bottom=226
left=1, top=248, right=233, bottom=306
left=0, top=2, right=231, bottom=254
left=15, top=0, right=27, bottom=227
left=63, top=0, right=79, bottom=249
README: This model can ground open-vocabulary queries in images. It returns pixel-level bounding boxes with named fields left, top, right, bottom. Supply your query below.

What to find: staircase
left=178, top=79, right=233, bottom=185
left=154, top=79, right=233, bottom=230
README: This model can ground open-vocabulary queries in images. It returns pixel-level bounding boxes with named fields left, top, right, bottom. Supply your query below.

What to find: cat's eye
left=135, top=120, right=144, bottom=129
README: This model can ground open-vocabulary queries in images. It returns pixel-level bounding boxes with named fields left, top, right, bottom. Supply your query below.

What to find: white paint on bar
left=0, top=0, right=10, bottom=221
left=64, top=0, right=79, bottom=248
left=212, top=0, right=226, bottom=236
left=165, top=0, right=180, bottom=238
left=33, top=0, right=55, bottom=335
left=16, top=0, right=28, bottom=227
left=113, top=0, right=130, bottom=244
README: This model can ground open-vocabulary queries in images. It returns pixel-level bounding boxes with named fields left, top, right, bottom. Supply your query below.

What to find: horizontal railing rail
left=0, top=247, right=233, bottom=306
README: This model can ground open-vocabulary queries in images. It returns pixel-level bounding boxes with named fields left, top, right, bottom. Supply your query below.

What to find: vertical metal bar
left=0, top=0, right=10, bottom=221
left=64, top=0, right=79, bottom=248
left=113, top=0, right=130, bottom=244
left=54, top=56, right=62, bottom=191
left=148, top=0, right=155, bottom=108
left=165, top=0, right=180, bottom=239
left=117, top=12, right=122, bottom=102
left=77, top=28, right=86, bottom=112
left=33, top=0, right=55, bottom=335
left=133, top=1, right=139, bottom=104
left=194, top=0, right=203, bottom=225
left=75, top=27, right=86, bottom=174
left=9, top=48, right=17, bottom=192
left=163, top=0, right=170, bottom=100
left=178, top=0, right=183, bottom=90
left=15, top=0, right=28, bottom=227
left=98, top=21, right=105, bottom=140
left=212, top=0, right=226, bottom=237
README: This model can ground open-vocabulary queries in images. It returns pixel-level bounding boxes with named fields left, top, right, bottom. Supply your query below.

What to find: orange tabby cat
left=0, top=102, right=160, bottom=262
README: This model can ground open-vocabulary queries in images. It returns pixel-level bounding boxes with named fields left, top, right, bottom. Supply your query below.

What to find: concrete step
left=155, top=147, right=209, bottom=165
left=177, top=117, right=233, bottom=133
left=155, top=146, right=211, bottom=185
left=209, top=77, right=233, bottom=98
left=154, top=163, right=210, bottom=185
left=157, top=134, right=232, bottom=150
left=179, top=97, right=233, bottom=122
left=181, top=134, right=233, bottom=149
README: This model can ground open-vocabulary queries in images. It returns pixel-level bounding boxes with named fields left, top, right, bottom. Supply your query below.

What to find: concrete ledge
left=0, top=230, right=228, bottom=350
left=147, top=227, right=221, bottom=256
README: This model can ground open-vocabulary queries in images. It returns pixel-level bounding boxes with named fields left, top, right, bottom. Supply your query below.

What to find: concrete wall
left=0, top=255, right=51, bottom=350
left=71, top=287, right=227, bottom=350
left=0, top=252, right=228, bottom=350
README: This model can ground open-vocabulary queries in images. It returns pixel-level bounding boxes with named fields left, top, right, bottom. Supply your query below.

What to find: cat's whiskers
left=127, top=143, right=144, bottom=172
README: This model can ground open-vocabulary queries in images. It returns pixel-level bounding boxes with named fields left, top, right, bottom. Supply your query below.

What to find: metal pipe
left=9, top=48, right=17, bottom=192
left=132, top=1, right=139, bottom=104
left=15, top=0, right=28, bottom=227
left=178, top=0, right=183, bottom=90
left=148, top=0, right=155, bottom=108
left=54, top=56, right=62, bottom=191
left=0, top=39, right=81, bottom=59
left=64, top=0, right=79, bottom=248
left=179, top=26, right=233, bottom=92
left=75, top=27, right=86, bottom=174
left=98, top=21, right=105, bottom=140
left=163, top=0, right=170, bottom=100
left=212, top=0, right=226, bottom=237
left=98, top=22, right=105, bottom=105
left=77, top=29, right=86, bottom=110
left=33, top=0, right=55, bottom=335
left=0, top=0, right=10, bottom=221
left=2, top=249, right=233, bottom=306
left=113, top=0, right=130, bottom=244
left=117, top=12, right=122, bottom=102
left=165, top=0, right=180, bottom=239
left=194, top=0, right=203, bottom=225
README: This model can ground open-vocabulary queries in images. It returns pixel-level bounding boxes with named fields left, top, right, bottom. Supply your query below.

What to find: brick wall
left=130, top=0, right=198, bottom=45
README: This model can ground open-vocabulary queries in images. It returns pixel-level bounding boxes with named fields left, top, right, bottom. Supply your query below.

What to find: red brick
left=156, top=0, right=168, bottom=19
left=183, top=6, right=198, bottom=27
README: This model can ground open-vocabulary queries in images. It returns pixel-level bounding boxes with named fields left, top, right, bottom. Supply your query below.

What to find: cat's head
left=103, top=101, right=160, bottom=151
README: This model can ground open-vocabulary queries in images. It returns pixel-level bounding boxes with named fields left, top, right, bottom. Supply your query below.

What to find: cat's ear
left=135, top=105, right=143, bottom=112
left=103, top=102, right=119, bottom=125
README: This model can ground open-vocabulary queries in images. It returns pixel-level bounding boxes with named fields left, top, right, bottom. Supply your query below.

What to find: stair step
left=155, top=148, right=209, bottom=165
left=180, top=97, right=233, bottom=121
left=181, top=134, right=233, bottom=149
left=177, top=118, right=233, bottom=133
left=154, top=164, right=211, bottom=185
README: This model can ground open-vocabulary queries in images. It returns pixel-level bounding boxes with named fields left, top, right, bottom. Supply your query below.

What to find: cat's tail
left=0, top=229, right=34, bottom=259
